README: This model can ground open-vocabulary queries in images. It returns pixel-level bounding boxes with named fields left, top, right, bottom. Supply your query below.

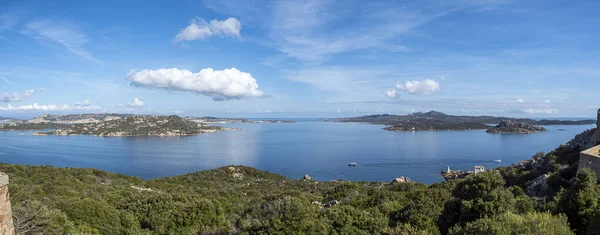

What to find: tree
left=449, top=212, right=574, bottom=235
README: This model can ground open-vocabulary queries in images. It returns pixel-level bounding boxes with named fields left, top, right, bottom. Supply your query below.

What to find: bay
left=0, top=120, right=593, bottom=184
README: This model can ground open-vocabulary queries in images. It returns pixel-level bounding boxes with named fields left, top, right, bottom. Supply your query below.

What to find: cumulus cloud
left=174, top=17, right=241, bottom=42
left=515, top=98, right=525, bottom=103
left=127, top=98, right=145, bottom=108
left=522, top=108, right=558, bottom=114
left=396, top=79, right=440, bottom=95
left=383, top=79, right=440, bottom=98
left=2, top=89, right=38, bottom=102
left=126, top=68, right=264, bottom=101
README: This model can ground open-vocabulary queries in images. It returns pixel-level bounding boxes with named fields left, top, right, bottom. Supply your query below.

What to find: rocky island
left=486, top=120, right=547, bottom=134
left=33, top=115, right=227, bottom=136
left=328, top=111, right=594, bottom=132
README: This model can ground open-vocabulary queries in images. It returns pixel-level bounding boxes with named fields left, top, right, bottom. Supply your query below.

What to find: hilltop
left=34, top=115, right=225, bottom=136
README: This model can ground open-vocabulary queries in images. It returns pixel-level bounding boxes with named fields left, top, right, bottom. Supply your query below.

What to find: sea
left=0, top=119, right=594, bottom=184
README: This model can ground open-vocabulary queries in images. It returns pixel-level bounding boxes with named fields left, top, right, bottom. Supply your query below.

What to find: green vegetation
left=0, top=153, right=587, bottom=234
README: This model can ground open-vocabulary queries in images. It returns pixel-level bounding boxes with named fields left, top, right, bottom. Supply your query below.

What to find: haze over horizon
left=1, top=0, right=599, bottom=118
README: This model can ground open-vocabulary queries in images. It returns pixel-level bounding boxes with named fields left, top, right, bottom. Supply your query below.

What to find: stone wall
left=578, top=145, right=600, bottom=180
left=577, top=109, right=600, bottom=181
left=0, top=173, right=14, bottom=235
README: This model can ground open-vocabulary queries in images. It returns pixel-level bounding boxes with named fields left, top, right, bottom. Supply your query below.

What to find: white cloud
left=0, top=102, right=102, bottom=111
left=522, top=108, right=558, bottom=114
left=515, top=98, right=525, bottom=103
left=127, top=98, right=145, bottom=108
left=395, top=79, right=441, bottom=95
left=382, top=89, right=399, bottom=98
left=174, top=17, right=241, bottom=42
left=21, top=20, right=98, bottom=62
left=126, top=68, right=264, bottom=101
left=2, top=89, right=37, bottom=102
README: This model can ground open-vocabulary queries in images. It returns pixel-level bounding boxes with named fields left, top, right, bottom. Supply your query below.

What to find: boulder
left=303, top=174, right=312, bottom=180
left=390, top=176, right=411, bottom=184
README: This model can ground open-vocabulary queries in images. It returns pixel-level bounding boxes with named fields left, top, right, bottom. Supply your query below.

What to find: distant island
left=486, top=120, right=547, bottom=134
left=327, top=111, right=595, bottom=132
left=33, top=115, right=226, bottom=136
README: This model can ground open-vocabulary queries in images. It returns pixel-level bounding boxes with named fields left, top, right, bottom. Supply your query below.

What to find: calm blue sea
left=0, top=120, right=594, bottom=184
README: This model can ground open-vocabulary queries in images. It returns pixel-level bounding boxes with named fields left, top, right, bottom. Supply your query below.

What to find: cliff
left=486, top=120, right=546, bottom=134
left=0, top=173, right=14, bottom=235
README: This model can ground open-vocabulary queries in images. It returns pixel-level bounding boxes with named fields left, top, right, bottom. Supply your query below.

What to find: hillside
left=486, top=120, right=547, bottom=134
left=34, top=115, right=224, bottom=136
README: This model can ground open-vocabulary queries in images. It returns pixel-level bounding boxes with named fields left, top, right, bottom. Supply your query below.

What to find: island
left=33, top=115, right=228, bottom=136
left=327, top=111, right=595, bottom=132
left=23, top=113, right=294, bottom=125
left=383, top=119, right=489, bottom=131
left=486, top=120, right=547, bottom=134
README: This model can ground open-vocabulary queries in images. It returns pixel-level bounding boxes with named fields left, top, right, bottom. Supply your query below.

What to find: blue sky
left=1, top=0, right=599, bottom=118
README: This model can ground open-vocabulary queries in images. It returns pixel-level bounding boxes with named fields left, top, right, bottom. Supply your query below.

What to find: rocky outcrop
left=486, top=120, right=546, bottom=134
left=390, top=176, right=411, bottom=184
left=527, top=174, right=549, bottom=197
left=303, top=174, right=312, bottom=181
left=0, top=173, right=14, bottom=235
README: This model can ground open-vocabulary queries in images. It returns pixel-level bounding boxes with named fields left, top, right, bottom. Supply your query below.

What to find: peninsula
left=33, top=115, right=226, bottom=136
left=327, top=111, right=594, bottom=132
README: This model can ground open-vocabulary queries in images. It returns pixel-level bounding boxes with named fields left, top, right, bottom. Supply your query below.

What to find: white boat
left=348, top=162, right=357, bottom=167
left=493, top=159, right=501, bottom=163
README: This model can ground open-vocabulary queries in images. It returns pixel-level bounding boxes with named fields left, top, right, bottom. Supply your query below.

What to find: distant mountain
left=326, top=111, right=595, bottom=126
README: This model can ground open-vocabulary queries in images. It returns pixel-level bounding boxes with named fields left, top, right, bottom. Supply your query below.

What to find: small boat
left=493, top=159, right=501, bottom=163
left=348, top=162, right=357, bottom=167
left=19, top=133, right=24, bottom=136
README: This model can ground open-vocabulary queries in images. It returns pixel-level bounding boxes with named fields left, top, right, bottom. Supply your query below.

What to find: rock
left=232, top=172, right=243, bottom=179
left=303, top=174, right=312, bottom=180
left=228, top=167, right=236, bottom=172
left=527, top=174, right=549, bottom=197
left=390, top=176, right=411, bottom=184
left=325, top=200, right=341, bottom=208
